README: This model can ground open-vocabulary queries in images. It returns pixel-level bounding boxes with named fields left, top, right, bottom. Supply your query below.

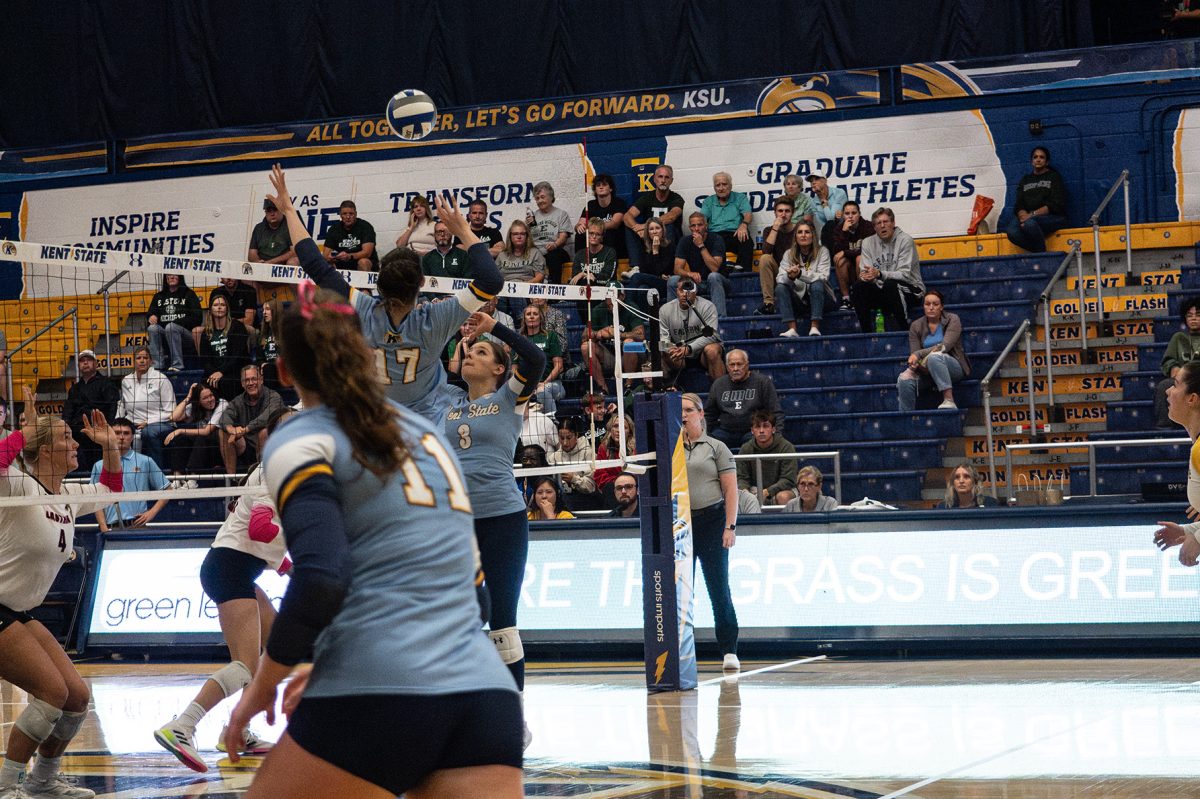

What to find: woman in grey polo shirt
left=680, top=392, right=741, bottom=672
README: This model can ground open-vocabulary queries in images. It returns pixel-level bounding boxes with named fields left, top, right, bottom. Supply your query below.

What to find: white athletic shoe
left=523, top=722, right=533, bottom=751
left=808, top=327, right=821, bottom=336
left=22, top=775, right=95, bottom=799
left=0, top=785, right=31, bottom=799
left=154, top=723, right=208, bottom=773
left=937, top=400, right=958, bottom=410
left=217, top=725, right=273, bottom=755
left=722, top=653, right=741, bottom=672
left=779, top=328, right=799, bottom=338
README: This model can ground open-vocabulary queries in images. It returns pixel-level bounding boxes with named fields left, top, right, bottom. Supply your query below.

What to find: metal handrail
left=1002, top=436, right=1188, bottom=503
left=97, top=269, right=130, bottom=378
left=731, top=450, right=842, bottom=505
left=981, top=319, right=1030, bottom=498
left=6, top=306, right=80, bottom=424
left=1036, top=243, right=1084, bottom=409
left=1086, top=170, right=1134, bottom=331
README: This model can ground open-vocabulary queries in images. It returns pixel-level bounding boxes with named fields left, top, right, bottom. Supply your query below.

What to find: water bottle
left=874, top=310, right=885, bottom=333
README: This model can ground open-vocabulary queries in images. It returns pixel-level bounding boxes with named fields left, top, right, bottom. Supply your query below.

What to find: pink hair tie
left=297, top=279, right=355, bottom=320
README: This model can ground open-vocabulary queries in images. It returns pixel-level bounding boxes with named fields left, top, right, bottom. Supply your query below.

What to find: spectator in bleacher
left=496, top=220, right=546, bottom=319
left=193, top=278, right=257, bottom=351
left=777, top=220, right=834, bottom=337
left=625, top=217, right=674, bottom=311
left=704, top=349, right=783, bottom=448
left=199, top=295, right=250, bottom=401
left=594, top=413, right=634, bottom=505
left=936, top=462, right=999, bottom=508
left=853, top=207, right=925, bottom=332
left=574, top=173, right=627, bottom=258
left=393, top=195, right=437, bottom=256
left=570, top=218, right=618, bottom=286
left=660, top=279, right=725, bottom=387
left=247, top=198, right=298, bottom=266
left=163, top=382, right=226, bottom=477
left=90, top=417, right=169, bottom=531
left=809, top=173, right=849, bottom=250
left=1154, top=296, right=1200, bottom=427
left=323, top=199, right=378, bottom=270
left=828, top=200, right=874, bottom=310
left=421, top=220, right=470, bottom=279
left=117, top=346, right=175, bottom=470
left=147, top=274, right=202, bottom=373
left=456, top=199, right=505, bottom=256
left=254, top=299, right=281, bottom=391
left=518, top=303, right=565, bottom=416
left=527, top=296, right=563, bottom=356
left=547, top=415, right=601, bottom=510
left=701, top=172, right=754, bottom=274
left=680, top=391, right=740, bottom=672
left=738, top=488, right=762, bottom=515
left=783, top=465, right=839, bottom=512
left=580, top=285, right=644, bottom=395
left=527, top=476, right=576, bottom=520
left=781, top=174, right=815, bottom=227
left=897, top=289, right=969, bottom=411
left=669, top=212, right=730, bottom=316
left=735, top=410, right=797, bottom=506
left=528, top=181, right=573, bottom=282
left=520, top=402, right=559, bottom=454
left=1005, top=146, right=1069, bottom=254
left=578, top=391, right=613, bottom=450
left=447, top=316, right=478, bottom=377
left=218, top=363, right=283, bottom=474
left=625, top=164, right=685, bottom=268
left=607, top=471, right=640, bottom=518
left=755, top=196, right=797, bottom=316
left=517, top=443, right=551, bottom=504
left=62, top=348, right=119, bottom=472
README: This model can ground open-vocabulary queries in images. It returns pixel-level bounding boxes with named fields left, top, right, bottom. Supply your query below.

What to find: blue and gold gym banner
left=0, top=142, right=109, bottom=183
left=121, top=71, right=881, bottom=169
left=903, top=38, right=1200, bottom=102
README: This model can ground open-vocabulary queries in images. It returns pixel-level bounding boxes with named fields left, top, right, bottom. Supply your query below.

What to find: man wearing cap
left=811, top=172, right=849, bottom=237
left=62, top=349, right=120, bottom=472
left=580, top=282, right=645, bottom=395
left=248, top=198, right=298, bottom=266
left=659, top=279, right=725, bottom=386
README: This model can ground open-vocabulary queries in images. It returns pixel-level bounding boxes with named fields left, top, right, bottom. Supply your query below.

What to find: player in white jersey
left=154, top=407, right=295, bottom=773
left=267, top=165, right=504, bottom=422
left=223, top=282, right=522, bottom=798
left=0, top=387, right=123, bottom=799
left=1154, top=361, right=1200, bottom=565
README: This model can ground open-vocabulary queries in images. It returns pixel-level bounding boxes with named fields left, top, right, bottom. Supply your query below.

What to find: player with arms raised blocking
left=224, top=282, right=523, bottom=798
left=153, top=407, right=295, bottom=773
left=0, top=387, right=122, bottom=799
left=267, top=164, right=504, bottom=423
left=447, top=311, right=545, bottom=748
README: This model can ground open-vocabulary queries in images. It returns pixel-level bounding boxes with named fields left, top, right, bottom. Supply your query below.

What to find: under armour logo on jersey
left=128, top=253, right=144, bottom=267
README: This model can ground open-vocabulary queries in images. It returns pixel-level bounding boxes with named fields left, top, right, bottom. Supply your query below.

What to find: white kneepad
left=211, top=660, right=253, bottom=698
left=15, top=698, right=62, bottom=743
left=490, top=627, right=524, bottom=665
left=50, top=709, right=87, bottom=742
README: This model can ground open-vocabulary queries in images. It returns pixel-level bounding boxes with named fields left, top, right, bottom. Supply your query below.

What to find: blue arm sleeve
left=466, top=242, right=503, bottom=298
left=264, top=472, right=350, bottom=666
left=489, top=322, right=545, bottom=397
left=295, top=238, right=351, bottom=298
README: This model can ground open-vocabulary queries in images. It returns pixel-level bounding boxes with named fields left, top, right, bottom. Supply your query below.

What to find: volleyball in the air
left=386, top=89, right=438, bottom=141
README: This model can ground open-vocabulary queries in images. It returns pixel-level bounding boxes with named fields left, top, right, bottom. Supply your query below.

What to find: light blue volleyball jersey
left=263, top=403, right=516, bottom=698
left=350, top=287, right=483, bottom=423
left=444, top=382, right=526, bottom=519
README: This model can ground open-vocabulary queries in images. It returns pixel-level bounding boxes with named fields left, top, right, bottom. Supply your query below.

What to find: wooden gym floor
left=0, top=656, right=1196, bottom=797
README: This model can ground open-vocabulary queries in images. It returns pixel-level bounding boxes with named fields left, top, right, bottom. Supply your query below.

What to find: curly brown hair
left=277, top=287, right=407, bottom=479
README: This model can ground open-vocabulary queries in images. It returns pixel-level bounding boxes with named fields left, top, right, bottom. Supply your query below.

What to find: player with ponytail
left=224, top=272, right=522, bottom=798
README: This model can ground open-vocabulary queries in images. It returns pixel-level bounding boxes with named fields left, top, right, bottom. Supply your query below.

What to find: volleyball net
left=0, top=238, right=659, bottom=510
